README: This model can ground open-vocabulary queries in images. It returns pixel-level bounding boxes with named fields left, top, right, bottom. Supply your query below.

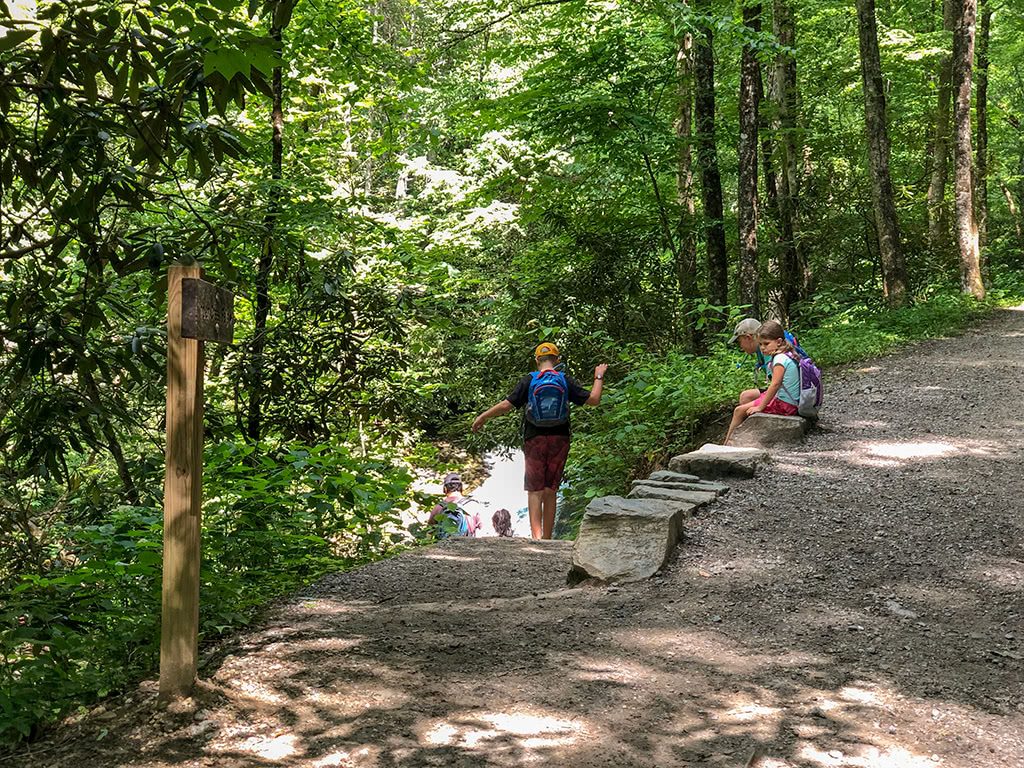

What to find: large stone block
left=628, top=483, right=718, bottom=506
left=632, top=478, right=730, bottom=497
left=730, top=413, right=810, bottom=448
left=647, top=470, right=700, bottom=483
left=569, top=496, right=694, bottom=583
left=668, top=443, right=770, bottom=479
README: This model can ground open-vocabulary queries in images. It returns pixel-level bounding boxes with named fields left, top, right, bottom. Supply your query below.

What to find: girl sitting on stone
left=725, top=320, right=801, bottom=444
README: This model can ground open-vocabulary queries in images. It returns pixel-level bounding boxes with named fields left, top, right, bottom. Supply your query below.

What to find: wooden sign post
left=159, top=264, right=234, bottom=701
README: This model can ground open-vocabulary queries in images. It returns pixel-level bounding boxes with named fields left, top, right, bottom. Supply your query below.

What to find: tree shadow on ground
left=10, top=312, right=1024, bottom=768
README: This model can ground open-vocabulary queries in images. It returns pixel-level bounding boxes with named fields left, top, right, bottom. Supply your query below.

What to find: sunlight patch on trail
left=867, top=441, right=958, bottom=459
left=420, top=708, right=590, bottom=758
left=797, top=742, right=939, bottom=767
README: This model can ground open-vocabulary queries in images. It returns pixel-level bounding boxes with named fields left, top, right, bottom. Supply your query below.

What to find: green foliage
left=3, top=0, right=1024, bottom=750
left=0, top=441, right=413, bottom=745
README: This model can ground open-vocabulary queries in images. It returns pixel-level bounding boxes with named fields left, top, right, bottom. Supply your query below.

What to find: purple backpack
left=791, top=354, right=823, bottom=419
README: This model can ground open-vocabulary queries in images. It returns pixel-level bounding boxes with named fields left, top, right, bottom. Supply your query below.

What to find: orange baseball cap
left=534, top=342, right=560, bottom=358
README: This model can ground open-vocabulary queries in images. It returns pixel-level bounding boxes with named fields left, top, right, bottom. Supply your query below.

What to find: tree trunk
left=975, top=0, right=991, bottom=259
left=694, top=9, right=729, bottom=314
left=81, top=369, right=139, bottom=504
left=772, top=0, right=802, bottom=320
left=674, top=24, right=702, bottom=350
left=926, top=17, right=952, bottom=262
left=951, top=0, right=984, bottom=298
left=856, top=0, right=909, bottom=306
left=759, top=62, right=785, bottom=321
left=248, top=7, right=288, bottom=442
left=738, top=1, right=762, bottom=318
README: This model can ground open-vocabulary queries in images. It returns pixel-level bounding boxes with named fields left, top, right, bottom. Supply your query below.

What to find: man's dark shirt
left=505, top=372, right=591, bottom=441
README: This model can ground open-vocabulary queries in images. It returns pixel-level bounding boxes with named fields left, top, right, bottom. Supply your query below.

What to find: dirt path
left=12, top=309, right=1024, bottom=768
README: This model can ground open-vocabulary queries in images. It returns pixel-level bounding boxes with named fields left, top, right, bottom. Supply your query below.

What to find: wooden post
left=159, top=264, right=205, bottom=700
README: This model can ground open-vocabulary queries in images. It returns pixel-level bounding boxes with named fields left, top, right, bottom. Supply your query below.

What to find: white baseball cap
left=729, top=318, right=761, bottom=342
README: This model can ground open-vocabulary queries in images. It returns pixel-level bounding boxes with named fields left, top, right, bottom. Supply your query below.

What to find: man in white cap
left=472, top=342, right=608, bottom=539
left=730, top=317, right=770, bottom=406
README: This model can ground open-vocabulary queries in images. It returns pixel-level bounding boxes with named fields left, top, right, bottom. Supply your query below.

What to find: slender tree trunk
left=694, top=10, right=729, bottom=314
left=772, top=0, right=802, bottom=320
left=738, top=1, right=762, bottom=318
left=951, top=0, right=984, bottom=298
left=674, top=25, right=702, bottom=350
left=81, top=370, right=139, bottom=504
left=975, top=0, right=991, bottom=258
left=856, top=0, right=909, bottom=306
left=248, top=9, right=288, bottom=442
left=926, top=29, right=952, bottom=261
left=759, top=62, right=784, bottom=321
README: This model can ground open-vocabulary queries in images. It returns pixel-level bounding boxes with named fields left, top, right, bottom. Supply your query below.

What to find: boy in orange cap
left=472, top=343, right=608, bottom=539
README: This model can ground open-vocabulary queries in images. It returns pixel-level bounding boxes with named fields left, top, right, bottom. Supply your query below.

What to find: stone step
left=628, top=484, right=718, bottom=506
left=730, top=412, right=810, bottom=448
left=669, top=443, right=770, bottom=479
left=632, top=478, right=730, bottom=497
left=569, top=496, right=696, bottom=583
left=647, top=470, right=701, bottom=483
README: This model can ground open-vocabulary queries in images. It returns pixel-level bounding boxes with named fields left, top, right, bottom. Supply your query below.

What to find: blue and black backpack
left=437, top=501, right=470, bottom=538
left=526, top=370, right=570, bottom=427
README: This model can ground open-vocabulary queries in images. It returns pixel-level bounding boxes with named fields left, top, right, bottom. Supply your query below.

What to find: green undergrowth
left=559, top=283, right=1023, bottom=535
left=0, top=442, right=417, bottom=747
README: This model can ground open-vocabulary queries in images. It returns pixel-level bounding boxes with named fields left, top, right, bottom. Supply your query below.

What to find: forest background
left=2, top=0, right=1023, bottom=746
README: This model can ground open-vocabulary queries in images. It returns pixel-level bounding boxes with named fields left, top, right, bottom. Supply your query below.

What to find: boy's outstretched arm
left=585, top=363, right=609, bottom=406
left=472, top=399, right=513, bottom=432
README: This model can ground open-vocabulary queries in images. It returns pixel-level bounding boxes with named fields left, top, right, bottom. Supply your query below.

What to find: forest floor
left=11, top=308, right=1024, bottom=768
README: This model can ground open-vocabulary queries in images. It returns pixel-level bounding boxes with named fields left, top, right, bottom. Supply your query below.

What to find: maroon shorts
left=523, top=435, right=571, bottom=492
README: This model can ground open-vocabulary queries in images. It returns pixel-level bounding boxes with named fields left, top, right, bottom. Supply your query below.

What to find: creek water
left=465, top=450, right=532, bottom=537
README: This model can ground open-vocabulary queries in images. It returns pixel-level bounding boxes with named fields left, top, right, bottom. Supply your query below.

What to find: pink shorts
left=751, top=392, right=799, bottom=416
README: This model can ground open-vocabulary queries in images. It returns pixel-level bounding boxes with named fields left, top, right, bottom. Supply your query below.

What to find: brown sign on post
left=159, top=265, right=234, bottom=702
left=180, top=277, right=234, bottom=343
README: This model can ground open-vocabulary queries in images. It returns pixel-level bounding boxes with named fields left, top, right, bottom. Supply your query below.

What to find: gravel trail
left=11, top=308, right=1024, bottom=767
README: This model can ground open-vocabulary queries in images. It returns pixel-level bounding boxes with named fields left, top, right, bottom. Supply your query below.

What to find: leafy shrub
left=0, top=441, right=414, bottom=746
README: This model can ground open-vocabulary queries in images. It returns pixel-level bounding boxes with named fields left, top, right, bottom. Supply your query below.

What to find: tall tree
left=855, top=0, right=909, bottom=306
left=738, top=0, right=762, bottom=317
left=926, top=0, right=955, bottom=261
left=951, top=0, right=984, bottom=298
left=693, top=9, right=729, bottom=313
left=772, top=0, right=802, bottom=320
left=674, top=20, right=702, bottom=349
left=249, top=0, right=294, bottom=442
left=975, top=0, right=992, bottom=256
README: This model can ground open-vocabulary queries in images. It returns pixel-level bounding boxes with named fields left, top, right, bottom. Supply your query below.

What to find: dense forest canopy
left=2, top=0, right=1023, bottom=744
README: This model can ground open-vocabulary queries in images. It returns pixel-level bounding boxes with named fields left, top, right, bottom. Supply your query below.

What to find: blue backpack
left=526, top=370, right=569, bottom=427
left=437, top=502, right=470, bottom=538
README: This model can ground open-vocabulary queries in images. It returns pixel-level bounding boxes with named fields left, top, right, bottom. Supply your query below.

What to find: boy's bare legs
left=527, top=490, right=544, bottom=538
left=527, top=488, right=559, bottom=539
left=541, top=488, right=558, bottom=538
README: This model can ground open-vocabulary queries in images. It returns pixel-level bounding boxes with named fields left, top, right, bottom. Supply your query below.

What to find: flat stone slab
left=632, top=478, right=730, bottom=497
left=628, top=484, right=718, bottom=506
left=669, top=443, right=770, bottom=479
left=570, top=496, right=693, bottom=583
left=647, top=470, right=701, bottom=483
left=730, top=413, right=810, bottom=448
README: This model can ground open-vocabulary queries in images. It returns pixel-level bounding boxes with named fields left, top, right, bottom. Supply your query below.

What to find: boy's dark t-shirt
left=505, top=372, right=591, bottom=441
